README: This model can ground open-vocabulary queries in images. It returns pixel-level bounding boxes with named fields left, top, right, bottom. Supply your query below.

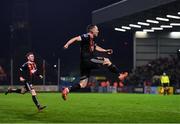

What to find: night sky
left=0, top=0, right=133, bottom=79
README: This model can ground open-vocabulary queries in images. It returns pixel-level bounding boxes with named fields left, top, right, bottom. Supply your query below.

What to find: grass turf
left=0, top=93, right=180, bottom=123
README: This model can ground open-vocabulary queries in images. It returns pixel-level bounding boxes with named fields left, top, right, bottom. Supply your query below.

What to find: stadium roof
left=92, top=0, right=180, bottom=32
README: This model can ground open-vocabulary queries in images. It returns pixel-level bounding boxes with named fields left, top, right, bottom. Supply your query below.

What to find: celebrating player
left=62, top=24, right=128, bottom=100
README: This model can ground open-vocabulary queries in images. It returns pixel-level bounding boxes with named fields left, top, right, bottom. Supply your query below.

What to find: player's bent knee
left=80, top=82, right=88, bottom=88
left=80, top=83, right=86, bottom=88
left=106, top=59, right=112, bottom=64
left=103, top=58, right=112, bottom=66
left=80, top=78, right=88, bottom=88
left=31, top=89, right=37, bottom=96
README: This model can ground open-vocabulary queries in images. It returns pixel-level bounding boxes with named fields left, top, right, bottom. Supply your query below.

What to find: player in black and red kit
left=62, top=24, right=128, bottom=100
left=5, top=52, right=46, bottom=111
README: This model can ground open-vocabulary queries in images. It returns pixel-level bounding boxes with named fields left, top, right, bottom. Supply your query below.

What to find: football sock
left=108, top=64, right=120, bottom=74
left=32, top=96, right=40, bottom=108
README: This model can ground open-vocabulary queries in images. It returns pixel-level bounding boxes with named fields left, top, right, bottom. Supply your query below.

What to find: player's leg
left=61, top=62, right=91, bottom=101
left=26, top=83, right=46, bottom=111
left=164, top=84, right=170, bottom=95
left=61, top=77, right=89, bottom=101
left=165, top=87, right=167, bottom=95
left=79, top=77, right=89, bottom=88
left=167, top=84, right=170, bottom=95
left=162, top=84, right=166, bottom=95
left=160, top=84, right=164, bottom=95
left=5, top=87, right=27, bottom=95
left=104, top=58, right=128, bottom=80
left=61, top=68, right=90, bottom=101
left=61, top=78, right=88, bottom=101
left=91, top=57, right=128, bottom=81
left=69, top=76, right=89, bottom=91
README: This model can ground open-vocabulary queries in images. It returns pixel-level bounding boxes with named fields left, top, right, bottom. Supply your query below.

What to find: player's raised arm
left=63, top=36, right=82, bottom=49
left=95, top=44, right=113, bottom=55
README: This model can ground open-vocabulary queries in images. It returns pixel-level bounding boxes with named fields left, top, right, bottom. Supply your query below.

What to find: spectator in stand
left=113, top=81, right=118, bottom=88
left=100, top=80, right=107, bottom=92
left=127, top=54, right=179, bottom=88
left=119, top=81, right=124, bottom=88
left=144, top=80, right=152, bottom=94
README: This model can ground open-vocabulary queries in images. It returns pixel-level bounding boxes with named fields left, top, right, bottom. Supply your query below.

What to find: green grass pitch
left=0, top=93, right=180, bottom=123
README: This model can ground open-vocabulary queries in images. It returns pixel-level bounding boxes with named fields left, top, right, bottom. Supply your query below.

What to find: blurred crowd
left=127, top=55, right=180, bottom=87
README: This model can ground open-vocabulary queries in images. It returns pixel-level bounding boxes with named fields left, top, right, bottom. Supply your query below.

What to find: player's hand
left=20, top=77, right=25, bottom=82
left=39, top=75, right=43, bottom=79
left=31, top=69, right=37, bottom=74
left=63, top=44, right=69, bottom=49
left=106, top=49, right=113, bottom=55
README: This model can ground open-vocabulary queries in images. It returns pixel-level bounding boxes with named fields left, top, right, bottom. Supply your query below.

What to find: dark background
left=0, top=0, right=133, bottom=82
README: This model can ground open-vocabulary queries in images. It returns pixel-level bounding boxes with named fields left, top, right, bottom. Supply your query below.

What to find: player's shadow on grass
left=24, top=110, right=46, bottom=116
left=22, top=111, right=47, bottom=122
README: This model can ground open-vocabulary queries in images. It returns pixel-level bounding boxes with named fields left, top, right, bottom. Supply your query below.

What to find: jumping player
left=62, top=24, right=128, bottom=100
left=5, top=52, right=46, bottom=111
